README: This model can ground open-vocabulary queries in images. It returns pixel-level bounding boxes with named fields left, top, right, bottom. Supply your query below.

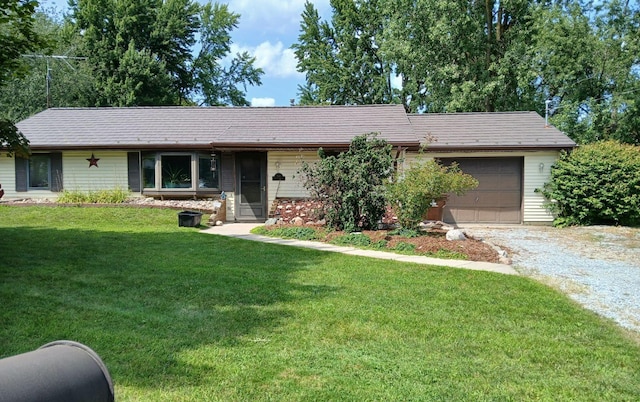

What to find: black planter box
left=178, top=211, right=203, bottom=227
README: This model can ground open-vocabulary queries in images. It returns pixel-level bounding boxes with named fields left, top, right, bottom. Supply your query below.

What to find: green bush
left=388, top=228, right=420, bottom=238
left=392, top=242, right=416, bottom=253
left=57, top=188, right=131, bottom=204
left=541, top=140, right=640, bottom=226
left=252, top=226, right=322, bottom=241
left=371, top=240, right=388, bottom=250
left=299, top=133, right=393, bottom=232
left=426, top=249, right=468, bottom=260
left=330, top=233, right=372, bottom=247
left=386, top=159, right=478, bottom=229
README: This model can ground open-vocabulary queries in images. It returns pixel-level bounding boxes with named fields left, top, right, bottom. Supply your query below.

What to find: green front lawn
left=1, top=206, right=639, bottom=401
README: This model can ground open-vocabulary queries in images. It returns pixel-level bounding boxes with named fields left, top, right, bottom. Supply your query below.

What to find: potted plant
left=163, top=166, right=190, bottom=188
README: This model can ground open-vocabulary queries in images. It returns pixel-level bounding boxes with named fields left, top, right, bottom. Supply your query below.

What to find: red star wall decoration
left=87, top=153, right=100, bottom=167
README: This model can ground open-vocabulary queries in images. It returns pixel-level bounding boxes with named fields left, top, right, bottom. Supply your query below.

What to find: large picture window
left=162, top=155, right=192, bottom=188
left=29, top=154, right=51, bottom=189
left=141, top=152, right=220, bottom=191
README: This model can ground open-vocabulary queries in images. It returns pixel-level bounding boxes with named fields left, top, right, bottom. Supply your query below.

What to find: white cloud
left=231, top=41, right=303, bottom=79
left=228, top=0, right=331, bottom=33
left=251, top=97, right=276, bottom=107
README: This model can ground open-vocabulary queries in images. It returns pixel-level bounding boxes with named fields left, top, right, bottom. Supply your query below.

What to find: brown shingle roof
left=15, top=106, right=575, bottom=151
left=409, top=111, right=576, bottom=150
left=16, top=104, right=417, bottom=150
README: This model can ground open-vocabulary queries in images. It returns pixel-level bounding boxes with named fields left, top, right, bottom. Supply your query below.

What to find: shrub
left=392, top=242, right=416, bottom=253
left=371, top=240, right=388, bottom=250
left=386, top=159, right=478, bottom=229
left=57, top=188, right=131, bottom=204
left=541, top=140, right=640, bottom=227
left=299, top=133, right=393, bottom=232
left=330, top=233, right=372, bottom=247
left=389, top=228, right=420, bottom=238
left=252, top=226, right=322, bottom=241
left=427, top=249, right=468, bottom=260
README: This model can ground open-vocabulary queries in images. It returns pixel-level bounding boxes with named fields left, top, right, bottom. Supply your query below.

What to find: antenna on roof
left=544, top=99, right=552, bottom=128
left=22, top=54, right=88, bottom=108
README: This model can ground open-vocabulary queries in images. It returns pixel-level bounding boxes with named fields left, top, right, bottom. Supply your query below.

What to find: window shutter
left=50, top=152, right=63, bottom=192
left=15, top=157, right=28, bottom=192
left=127, top=152, right=141, bottom=192
left=220, top=153, right=235, bottom=192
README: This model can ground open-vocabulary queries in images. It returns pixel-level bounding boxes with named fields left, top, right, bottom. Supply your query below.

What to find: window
left=15, top=153, right=62, bottom=193
left=198, top=154, right=219, bottom=189
left=142, top=154, right=156, bottom=188
left=29, top=154, right=51, bottom=189
left=141, top=152, right=220, bottom=191
left=161, top=155, right=192, bottom=188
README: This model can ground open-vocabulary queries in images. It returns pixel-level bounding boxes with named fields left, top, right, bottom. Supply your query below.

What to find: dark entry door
left=235, top=152, right=267, bottom=221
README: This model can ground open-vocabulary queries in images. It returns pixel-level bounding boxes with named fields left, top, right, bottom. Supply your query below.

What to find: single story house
left=1, top=104, right=575, bottom=224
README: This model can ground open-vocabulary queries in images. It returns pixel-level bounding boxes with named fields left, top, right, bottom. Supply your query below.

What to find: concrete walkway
left=202, top=223, right=518, bottom=276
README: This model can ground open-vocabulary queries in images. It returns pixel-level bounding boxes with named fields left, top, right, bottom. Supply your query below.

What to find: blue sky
left=222, top=0, right=331, bottom=106
left=42, top=0, right=332, bottom=107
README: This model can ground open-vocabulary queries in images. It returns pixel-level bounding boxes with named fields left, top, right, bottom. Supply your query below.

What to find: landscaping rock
left=265, top=218, right=279, bottom=226
left=291, top=216, right=305, bottom=226
left=446, top=229, right=467, bottom=241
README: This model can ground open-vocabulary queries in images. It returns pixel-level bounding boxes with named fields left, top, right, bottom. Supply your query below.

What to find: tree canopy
left=0, top=0, right=264, bottom=125
left=67, top=0, right=263, bottom=107
left=293, top=0, right=640, bottom=144
left=0, top=0, right=45, bottom=156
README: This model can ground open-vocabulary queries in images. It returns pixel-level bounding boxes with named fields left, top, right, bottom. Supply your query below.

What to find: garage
left=439, top=157, right=523, bottom=224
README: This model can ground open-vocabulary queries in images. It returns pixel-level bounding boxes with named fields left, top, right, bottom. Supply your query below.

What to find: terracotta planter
left=424, top=198, right=447, bottom=221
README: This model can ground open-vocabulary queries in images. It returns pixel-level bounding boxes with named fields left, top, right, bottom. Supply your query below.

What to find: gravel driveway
left=465, top=226, right=640, bottom=333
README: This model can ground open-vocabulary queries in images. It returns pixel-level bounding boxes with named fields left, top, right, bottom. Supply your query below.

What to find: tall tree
left=0, top=0, right=45, bottom=156
left=526, top=0, right=640, bottom=144
left=68, top=0, right=262, bottom=107
left=0, top=9, right=94, bottom=121
left=193, top=2, right=262, bottom=106
left=294, top=0, right=640, bottom=143
left=293, top=0, right=396, bottom=106
left=382, top=0, right=536, bottom=113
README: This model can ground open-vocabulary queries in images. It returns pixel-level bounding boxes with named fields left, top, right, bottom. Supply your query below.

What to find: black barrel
left=178, top=210, right=203, bottom=227
left=0, top=340, right=114, bottom=402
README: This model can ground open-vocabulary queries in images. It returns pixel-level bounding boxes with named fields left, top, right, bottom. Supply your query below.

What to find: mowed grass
left=1, top=206, right=639, bottom=401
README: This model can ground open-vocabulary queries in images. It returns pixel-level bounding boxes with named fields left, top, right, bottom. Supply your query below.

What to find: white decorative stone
left=265, top=218, right=278, bottom=226
left=215, top=220, right=224, bottom=226
left=446, top=229, right=467, bottom=241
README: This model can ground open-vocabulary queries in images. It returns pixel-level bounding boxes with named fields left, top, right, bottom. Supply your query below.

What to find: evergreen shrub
left=541, top=140, right=640, bottom=226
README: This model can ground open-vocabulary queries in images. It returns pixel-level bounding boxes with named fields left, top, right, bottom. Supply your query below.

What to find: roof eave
left=210, top=141, right=421, bottom=150
left=27, top=144, right=214, bottom=151
left=424, top=144, right=577, bottom=152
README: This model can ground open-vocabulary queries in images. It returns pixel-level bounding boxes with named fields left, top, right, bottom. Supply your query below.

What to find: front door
left=235, top=152, right=267, bottom=221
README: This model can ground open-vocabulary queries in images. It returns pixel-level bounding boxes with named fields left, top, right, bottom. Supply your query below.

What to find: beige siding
left=267, top=151, right=317, bottom=206
left=62, top=151, right=129, bottom=192
left=523, top=152, right=559, bottom=223
left=225, top=191, right=235, bottom=220
left=0, top=151, right=129, bottom=200
left=0, top=155, right=18, bottom=199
